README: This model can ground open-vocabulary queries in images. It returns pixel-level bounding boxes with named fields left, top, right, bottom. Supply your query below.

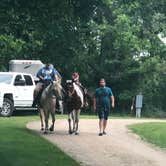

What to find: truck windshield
left=0, top=74, right=13, bottom=84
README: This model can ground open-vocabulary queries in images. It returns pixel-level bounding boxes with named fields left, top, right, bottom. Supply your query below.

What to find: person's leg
left=103, top=110, right=109, bottom=134
left=138, top=108, right=141, bottom=118
left=99, top=118, right=104, bottom=135
left=32, top=85, right=39, bottom=107
left=98, top=108, right=104, bottom=136
left=136, top=109, right=138, bottom=118
left=103, top=119, right=107, bottom=133
left=32, top=82, right=43, bottom=107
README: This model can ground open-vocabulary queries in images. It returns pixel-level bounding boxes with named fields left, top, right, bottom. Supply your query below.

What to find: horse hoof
left=69, top=131, right=73, bottom=134
left=49, top=128, right=54, bottom=132
left=44, top=131, right=48, bottom=134
left=75, top=132, right=79, bottom=135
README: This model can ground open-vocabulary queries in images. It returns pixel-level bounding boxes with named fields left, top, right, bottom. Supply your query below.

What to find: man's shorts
left=97, top=107, right=110, bottom=120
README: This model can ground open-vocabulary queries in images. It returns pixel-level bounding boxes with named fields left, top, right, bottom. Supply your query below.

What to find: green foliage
left=0, top=0, right=166, bottom=115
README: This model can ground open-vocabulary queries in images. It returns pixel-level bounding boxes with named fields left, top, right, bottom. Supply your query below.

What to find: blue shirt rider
left=37, top=64, right=58, bottom=84
left=32, top=63, right=58, bottom=107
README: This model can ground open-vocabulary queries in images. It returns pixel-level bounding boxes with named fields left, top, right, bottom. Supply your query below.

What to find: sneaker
left=103, top=131, right=107, bottom=135
left=99, top=133, right=103, bottom=136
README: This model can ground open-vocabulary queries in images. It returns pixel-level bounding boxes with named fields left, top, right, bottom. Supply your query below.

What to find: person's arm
left=52, top=68, right=59, bottom=81
left=54, top=74, right=58, bottom=81
left=111, top=95, right=115, bottom=108
left=93, top=97, right=97, bottom=111
left=109, top=88, right=115, bottom=108
left=37, top=68, right=44, bottom=80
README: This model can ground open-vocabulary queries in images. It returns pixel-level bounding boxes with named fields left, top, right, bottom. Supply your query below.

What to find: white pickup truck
left=0, top=72, right=36, bottom=117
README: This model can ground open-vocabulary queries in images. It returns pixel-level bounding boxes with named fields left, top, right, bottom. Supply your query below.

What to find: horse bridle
left=68, top=88, right=75, bottom=97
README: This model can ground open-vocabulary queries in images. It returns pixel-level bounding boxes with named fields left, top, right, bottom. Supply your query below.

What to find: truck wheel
left=0, top=98, right=14, bottom=117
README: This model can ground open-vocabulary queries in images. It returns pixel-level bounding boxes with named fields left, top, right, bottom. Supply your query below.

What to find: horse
left=38, top=80, right=63, bottom=134
left=64, top=80, right=84, bottom=135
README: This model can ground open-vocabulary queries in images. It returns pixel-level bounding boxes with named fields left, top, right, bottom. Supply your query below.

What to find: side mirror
left=14, top=79, right=26, bottom=86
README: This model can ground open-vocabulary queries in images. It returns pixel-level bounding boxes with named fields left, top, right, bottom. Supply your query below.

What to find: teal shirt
left=95, top=87, right=113, bottom=109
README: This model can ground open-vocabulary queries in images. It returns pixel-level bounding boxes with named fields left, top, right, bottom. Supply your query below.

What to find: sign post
left=135, top=93, right=143, bottom=118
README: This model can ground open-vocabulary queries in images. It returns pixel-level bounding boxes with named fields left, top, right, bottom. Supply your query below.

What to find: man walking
left=93, top=78, right=115, bottom=136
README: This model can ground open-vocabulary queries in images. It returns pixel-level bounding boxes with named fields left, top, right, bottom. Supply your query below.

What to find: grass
left=0, top=116, right=79, bottom=166
left=129, top=122, right=166, bottom=149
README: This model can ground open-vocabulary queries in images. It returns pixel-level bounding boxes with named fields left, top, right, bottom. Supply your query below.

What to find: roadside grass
left=128, top=122, right=166, bottom=149
left=0, top=116, right=79, bottom=166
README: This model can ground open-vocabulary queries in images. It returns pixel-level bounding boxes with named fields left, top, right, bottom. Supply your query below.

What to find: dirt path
left=27, top=119, right=166, bottom=166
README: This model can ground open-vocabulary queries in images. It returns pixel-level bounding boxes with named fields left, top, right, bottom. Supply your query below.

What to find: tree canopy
left=0, top=0, right=166, bottom=116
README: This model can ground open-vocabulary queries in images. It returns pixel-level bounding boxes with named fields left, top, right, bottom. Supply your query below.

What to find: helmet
left=72, top=72, right=79, bottom=81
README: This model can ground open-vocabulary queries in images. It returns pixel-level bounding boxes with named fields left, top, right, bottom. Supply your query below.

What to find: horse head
left=65, top=80, right=75, bottom=97
left=49, top=80, right=63, bottom=100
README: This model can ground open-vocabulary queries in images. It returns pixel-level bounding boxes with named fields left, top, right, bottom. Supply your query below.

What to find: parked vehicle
left=0, top=72, right=35, bottom=117
left=0, top=60, right=63, bottom=117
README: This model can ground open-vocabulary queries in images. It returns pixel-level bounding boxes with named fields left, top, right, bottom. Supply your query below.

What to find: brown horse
left=65, top=80, right=84, bottom=135
left=39, top=80, right=62, bottom=134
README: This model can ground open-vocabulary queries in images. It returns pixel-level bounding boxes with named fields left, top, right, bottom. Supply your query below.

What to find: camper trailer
left=9, top=60, right=62, bottom=81
left=9, top=60, right=44, bottom=81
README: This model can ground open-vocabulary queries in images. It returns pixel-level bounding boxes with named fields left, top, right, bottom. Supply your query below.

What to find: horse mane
left=45, top=81, right=61, bottom=91
left=41, top=81, right=62, bottom=101
left=73, top=83, right=84, bottom=107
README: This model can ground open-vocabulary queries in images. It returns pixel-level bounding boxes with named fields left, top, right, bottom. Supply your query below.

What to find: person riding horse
left=72, top=72, right=84, bottom=90
left=72, top=72, right=88, bottom=105
left=32, top=63, right=59, bottom=107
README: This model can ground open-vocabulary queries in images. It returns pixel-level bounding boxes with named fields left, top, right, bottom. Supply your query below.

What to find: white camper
left=9, top=60, right=44, bottom=81
left=9, top=60, right=62, bottom=81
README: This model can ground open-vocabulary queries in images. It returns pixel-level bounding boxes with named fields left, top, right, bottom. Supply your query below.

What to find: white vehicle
left=0, top=72, right=36, bottom=117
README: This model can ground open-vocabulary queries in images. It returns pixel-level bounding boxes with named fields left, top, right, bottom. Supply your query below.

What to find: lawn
left=129, top=122, right=166, bottom=149
left=0, top=116, right=79, bottom=166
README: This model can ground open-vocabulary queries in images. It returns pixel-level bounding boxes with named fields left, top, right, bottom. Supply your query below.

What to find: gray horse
left=65, top=81, right=84, bottom=135
left=39, top=80, right=62, bottom=134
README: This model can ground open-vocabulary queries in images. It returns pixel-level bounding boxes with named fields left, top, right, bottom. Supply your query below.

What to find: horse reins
left=68, top=89, right=75, bottom=97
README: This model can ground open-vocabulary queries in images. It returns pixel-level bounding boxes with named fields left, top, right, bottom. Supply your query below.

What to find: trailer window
left=24, top=75, right=33, bottom=86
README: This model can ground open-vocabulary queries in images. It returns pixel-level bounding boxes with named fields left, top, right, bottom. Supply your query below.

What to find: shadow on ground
left=13, top=109, right=38, bottom=116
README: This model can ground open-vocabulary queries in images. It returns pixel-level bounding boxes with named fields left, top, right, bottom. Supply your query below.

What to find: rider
left=72, top=72, right=85, bottom=90
left=32, top=63, right=58, bottom=107
left=72, top=72, right=87, bottom=105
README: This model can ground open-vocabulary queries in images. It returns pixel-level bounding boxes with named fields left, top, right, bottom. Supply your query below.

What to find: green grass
left=0, top=116, right=79, bottom=166
left=129, top=122, right=166, bottom=149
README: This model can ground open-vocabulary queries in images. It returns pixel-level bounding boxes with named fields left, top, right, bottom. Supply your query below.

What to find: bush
left=142, top=105, right=166, bottom=118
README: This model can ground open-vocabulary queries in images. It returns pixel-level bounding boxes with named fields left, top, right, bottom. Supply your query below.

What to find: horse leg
left=39, top=107, right=44, bottom=131
left=44, top=109, right=49, bottom=134
left=72, top=111, right=76, bottom=133
left=75, top=109, right=80, bottom=135
left=49, top=110, right=55, bottom=132
left=68, top=112, right=73, bottom=134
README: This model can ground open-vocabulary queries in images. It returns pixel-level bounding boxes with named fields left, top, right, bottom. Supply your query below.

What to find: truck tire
left=0, top=98, right=14, bottom=117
